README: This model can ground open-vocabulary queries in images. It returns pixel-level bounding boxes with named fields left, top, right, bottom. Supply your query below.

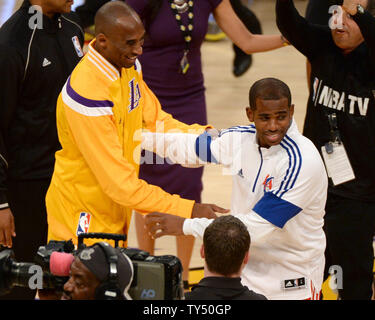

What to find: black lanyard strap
left=324, top=112, right=341, bottom=154
left=327, top=112, right=341, bottom=143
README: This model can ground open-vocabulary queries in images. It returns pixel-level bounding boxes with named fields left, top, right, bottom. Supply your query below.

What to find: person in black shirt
left=276, top=0, right=375, bottom=300
left=185, top=215, right=267, bottom=300
left=305, top=0, right=342, bottom=25
left=0, top=0, right=84, bottom=299
left=304, top=0, right=343, bottom=87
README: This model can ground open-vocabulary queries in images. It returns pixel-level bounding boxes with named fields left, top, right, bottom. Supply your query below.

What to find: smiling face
left=247, top=97, right=294, bottom=148
left=95, top=14, right=145, bottom=71
left=331, top=0, right=368, bottom=54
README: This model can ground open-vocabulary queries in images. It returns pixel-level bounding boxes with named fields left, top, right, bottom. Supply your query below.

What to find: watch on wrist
left=356, top=4, right=365, bottom=14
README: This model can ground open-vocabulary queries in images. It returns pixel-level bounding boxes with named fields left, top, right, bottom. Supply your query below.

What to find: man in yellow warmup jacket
left=46, top=1, right=227, bottom=246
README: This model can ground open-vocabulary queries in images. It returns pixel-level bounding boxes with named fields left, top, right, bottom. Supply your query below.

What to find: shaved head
left=93, top=1, right=145, bottom=71
left=94, top=1, right=140, bottom=38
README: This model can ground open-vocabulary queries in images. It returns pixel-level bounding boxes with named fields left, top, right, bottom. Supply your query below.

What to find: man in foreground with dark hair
left=143, top=77, right=328, bottom=300
left=185, top=215, right=266, bottom=300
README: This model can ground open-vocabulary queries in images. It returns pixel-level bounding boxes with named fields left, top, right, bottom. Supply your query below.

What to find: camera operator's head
left=201, top=215, right=250, bottom=278
left=61, top=242, right=133, bottom=300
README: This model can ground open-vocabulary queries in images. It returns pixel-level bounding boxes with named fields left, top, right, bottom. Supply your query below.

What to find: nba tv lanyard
left=169, top=0, right=194, bottom=74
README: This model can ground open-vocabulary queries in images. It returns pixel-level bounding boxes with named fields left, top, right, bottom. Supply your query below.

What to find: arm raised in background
left=276, top=0, right=331, bottom=61
left=214, top=0, right=287, bottom=54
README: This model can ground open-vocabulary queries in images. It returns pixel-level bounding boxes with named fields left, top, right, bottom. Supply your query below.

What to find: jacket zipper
left=252, top=146, right=263, bottom=192
left=0, top=153, right=8, bottom=168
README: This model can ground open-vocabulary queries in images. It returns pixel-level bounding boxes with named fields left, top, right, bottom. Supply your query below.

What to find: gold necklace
left=169, top=0, right=194, bottom=74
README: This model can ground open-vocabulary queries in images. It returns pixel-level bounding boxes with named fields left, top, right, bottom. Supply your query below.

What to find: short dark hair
left=203, top=215, right=250, bottom=276
left=249, top=78, right=292, bottom=110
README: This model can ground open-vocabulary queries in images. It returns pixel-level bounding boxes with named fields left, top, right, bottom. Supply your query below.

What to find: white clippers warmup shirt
left=142, top=120, right=328, bottom=300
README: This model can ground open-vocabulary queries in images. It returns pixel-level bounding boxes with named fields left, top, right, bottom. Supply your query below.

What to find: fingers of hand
left=4, top=229, right=13, bottom=247
left=0, top=214, right=15, bottom=247
left=0, top=230, right=12, bottom=248
left=10, top=214, right=16, bottom=236
left=150, top=221, right=163, bottom=234
left=151, top=229, right=166, bottom=239
left=144, top=215, right=164, bottom=239
left=144, top=214, right=163, bottom=227
left=211, top=204, right=230, bottom=214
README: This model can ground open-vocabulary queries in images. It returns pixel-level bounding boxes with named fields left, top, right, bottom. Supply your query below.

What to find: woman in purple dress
left=125, top=0, right=288, bottom=288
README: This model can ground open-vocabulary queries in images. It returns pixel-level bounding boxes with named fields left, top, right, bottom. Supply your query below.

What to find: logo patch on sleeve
left=76, top=212, right=91, bottom=235
left=282, top=277, right=307, bottom=290
left=72, top=36, right=84, bottom=57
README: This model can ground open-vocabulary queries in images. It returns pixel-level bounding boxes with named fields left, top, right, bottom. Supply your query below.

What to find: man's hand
left=342, top=0, right=360, bottom=15
left=0, top=208, right=16, bottom=248
left=191, top=203, right=229, bottom=219
left=145, top=213, right=186, bottom=239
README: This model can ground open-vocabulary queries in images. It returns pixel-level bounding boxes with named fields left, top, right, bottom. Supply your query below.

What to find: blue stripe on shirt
left=195, top=132, right=218, bottom=163
left=284, top=135, right=302, bottom=190
left=276, top=135, right=302, bottom=198
left=253, top=192, right=302, bottom=228
left=220, top=125, right=255, bottom=137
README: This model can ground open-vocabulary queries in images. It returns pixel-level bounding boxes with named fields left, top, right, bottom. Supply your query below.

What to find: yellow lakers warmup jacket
left=46, top=41, right=208, bottom=246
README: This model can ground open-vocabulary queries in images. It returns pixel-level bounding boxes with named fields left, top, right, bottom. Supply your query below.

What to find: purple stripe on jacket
left=66, top=77, right=114, bottom=108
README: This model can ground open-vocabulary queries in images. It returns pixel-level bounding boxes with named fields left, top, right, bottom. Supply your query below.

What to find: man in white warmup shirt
left=143, top=78, right=328, bottom=300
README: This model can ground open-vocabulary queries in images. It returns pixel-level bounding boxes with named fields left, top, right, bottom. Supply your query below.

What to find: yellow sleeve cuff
left=176, top=198, right=195, bottom=219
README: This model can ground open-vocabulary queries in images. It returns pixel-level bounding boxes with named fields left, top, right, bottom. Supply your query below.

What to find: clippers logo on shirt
left=76, top=212, right=91, bottom=235
left=128, top=78, right=141, bottom=112
left=72, top=36, right=84, bottom=58
left=263, top=174, right=273, bottom=192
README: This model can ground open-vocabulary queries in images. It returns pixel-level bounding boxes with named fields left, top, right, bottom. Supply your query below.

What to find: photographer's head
left=201, top=216, right=250, bottom=277
left=61, top=242, right=133, bottom=300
